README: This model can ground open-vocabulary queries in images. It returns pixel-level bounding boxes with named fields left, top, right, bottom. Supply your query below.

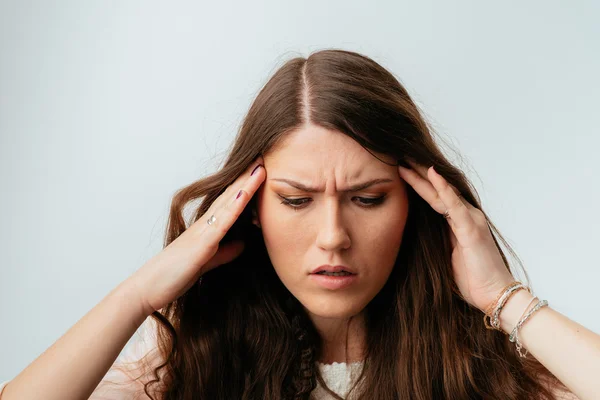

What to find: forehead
left=265, top=125, right=396, bottom=175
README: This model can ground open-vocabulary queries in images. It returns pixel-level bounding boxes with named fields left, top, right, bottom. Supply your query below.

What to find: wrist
left=498, top=289, right=535, bottom=334
left=115, top=276, right=155, bottom=323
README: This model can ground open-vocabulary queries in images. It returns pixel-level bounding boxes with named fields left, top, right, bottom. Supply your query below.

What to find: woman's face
left=254, top=124, right=409, bottom=320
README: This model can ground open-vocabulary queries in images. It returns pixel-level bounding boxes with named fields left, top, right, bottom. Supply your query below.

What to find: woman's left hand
left=398, top=161, right=515, bottom=313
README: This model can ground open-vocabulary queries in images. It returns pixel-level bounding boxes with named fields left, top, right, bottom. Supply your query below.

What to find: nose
left=315, top=200, right=351, bottom=251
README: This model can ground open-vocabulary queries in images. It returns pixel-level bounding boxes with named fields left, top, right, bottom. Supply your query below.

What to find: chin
left=301, top=298, right=366, bottom=320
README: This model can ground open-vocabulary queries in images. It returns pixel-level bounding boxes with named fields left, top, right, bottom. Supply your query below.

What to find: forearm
left=2, top=278, right=150, bottom=400
left=499, top=290, right=600, bottom=400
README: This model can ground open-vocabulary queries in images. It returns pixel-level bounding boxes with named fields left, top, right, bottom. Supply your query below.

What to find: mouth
left=310, top=264, right=357, bottom=275
left=312, top=271, right=355, bottom=277
left=309, top=271, right=358, bottom=290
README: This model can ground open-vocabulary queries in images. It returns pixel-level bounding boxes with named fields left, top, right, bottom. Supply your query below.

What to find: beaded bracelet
left=506, top=295, right=539, bottom=356
left=482, top=280, right=549, bottom=358
left=484, top=281, right=523, bottom=331
left=491, top=283, right=532, bottom=330
left=510, top=299, right=549, bottom=358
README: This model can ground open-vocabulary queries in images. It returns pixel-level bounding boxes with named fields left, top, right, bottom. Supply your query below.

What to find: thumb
left=202, top=240, right=245, bottom=273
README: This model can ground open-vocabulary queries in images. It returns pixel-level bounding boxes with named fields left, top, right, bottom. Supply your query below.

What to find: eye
left=278, top=195, right=386, bottom=210
left=355, top=195, right=386, bottom=206
left=279, top=196, right=311, bottom=210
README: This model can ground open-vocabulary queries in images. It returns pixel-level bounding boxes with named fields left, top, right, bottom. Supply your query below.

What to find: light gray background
left=1, top=0, right=598, bottom=381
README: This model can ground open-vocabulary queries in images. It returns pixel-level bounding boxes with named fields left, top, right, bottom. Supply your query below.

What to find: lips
left=310, top=264, right=357, bottom=275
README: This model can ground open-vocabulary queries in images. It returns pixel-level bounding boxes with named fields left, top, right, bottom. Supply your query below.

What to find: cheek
left=256, top=191, right=307, bottom=268
left=360, top=200, right=409, bottom=273
left=366, top=212, right=406, bottom=252
left=353, top=183, right=409, bottom=241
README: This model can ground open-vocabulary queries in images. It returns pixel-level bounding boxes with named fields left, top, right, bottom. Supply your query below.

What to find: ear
left=251, top=201, right=261, bottom=229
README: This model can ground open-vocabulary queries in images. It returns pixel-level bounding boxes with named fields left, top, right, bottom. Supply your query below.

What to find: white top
left=0, top=317, right=364, bottom=399
left=312, top=361, right=365, bottom=399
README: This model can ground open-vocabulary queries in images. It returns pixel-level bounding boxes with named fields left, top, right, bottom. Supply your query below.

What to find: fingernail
left=236, top=189, right=243, bottom=199
left=251, top=164, right=262, bottom=176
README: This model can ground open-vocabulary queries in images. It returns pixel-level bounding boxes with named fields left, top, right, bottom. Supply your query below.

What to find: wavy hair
left=128, top=49, right=569, bottom=399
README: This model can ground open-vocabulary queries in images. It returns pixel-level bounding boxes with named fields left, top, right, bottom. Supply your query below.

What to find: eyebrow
left=269, top=178, right=393, bottom=193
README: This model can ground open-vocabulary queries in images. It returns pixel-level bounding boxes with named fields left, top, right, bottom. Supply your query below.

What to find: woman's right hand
left=128, top=157, right=265, bottom=316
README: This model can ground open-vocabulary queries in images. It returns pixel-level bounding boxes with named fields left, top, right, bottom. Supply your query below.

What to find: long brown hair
left=130, top=49, right=569, bottom=399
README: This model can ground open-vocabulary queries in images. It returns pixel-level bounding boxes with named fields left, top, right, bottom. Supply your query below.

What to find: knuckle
left=207, top=196, right=223, bottom=213
left=205, top=216, right=226, bottom=236
left=214, top=203, right=241, bottom=234
left=472, top=209, right=487, bottom=224
left=235, top=189, right=245, bottom=201
left=222, top=184, right=235, bottom=199
left=216, top=223, right=228, bottom=236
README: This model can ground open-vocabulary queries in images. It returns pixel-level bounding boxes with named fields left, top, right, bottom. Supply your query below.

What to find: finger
left=201, top=162, right=265, bottom=240
left=407, top=159, right=461, bottom=197
left=195, top=157, right=264, bottom=229
left=202, top=240, right=246, bottom=273
left=398, top=165, right=446, bottom=214
left=428, top=166, right=474, bottom=227
left=406, top=159, right=430, bottom=181
left=210, top=157, right=265, bottom=212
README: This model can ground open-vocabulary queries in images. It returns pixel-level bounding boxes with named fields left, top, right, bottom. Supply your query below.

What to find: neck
left=308, top=310, right=366, bottom=364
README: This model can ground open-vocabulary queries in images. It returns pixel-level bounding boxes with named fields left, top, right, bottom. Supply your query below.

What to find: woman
left=1, top=49, right=596, bottom=399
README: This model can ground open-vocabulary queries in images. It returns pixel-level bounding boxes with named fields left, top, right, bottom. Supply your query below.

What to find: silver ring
left=207, top=215, right=217, bottom=226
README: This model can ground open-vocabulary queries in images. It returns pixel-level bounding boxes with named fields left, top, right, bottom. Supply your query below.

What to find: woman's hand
left=398, top=161, right=514, bottom=312
left=129, top=157, right=266, bottom=316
